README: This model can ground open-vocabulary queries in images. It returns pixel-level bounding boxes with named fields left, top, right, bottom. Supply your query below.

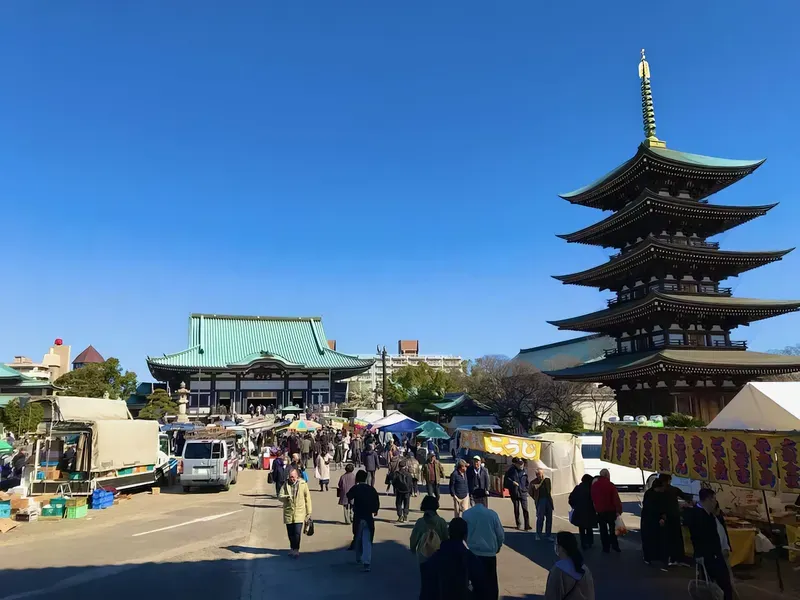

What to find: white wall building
left=348, top=340, right=463, bottom=391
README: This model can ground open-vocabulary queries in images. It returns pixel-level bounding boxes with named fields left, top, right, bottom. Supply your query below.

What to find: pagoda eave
left=559, top=144, right=765, bottom=211
left=553, top=241, right=793, bottom=290
left=548, top=293, right=800, bottom=333
left=558, top=195, right=778, bottom=248
left=545, top=349, right=800, bottom=383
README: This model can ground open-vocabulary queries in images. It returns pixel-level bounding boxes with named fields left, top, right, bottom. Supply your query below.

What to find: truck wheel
left=183, top=486, right=191, bottom=493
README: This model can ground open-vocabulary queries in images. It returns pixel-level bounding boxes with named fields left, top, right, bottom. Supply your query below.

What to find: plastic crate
left=41, top=506, right=64, bottom=518
left=0, top=505, right=10, bottom=519
left=66, top=504, right=88, bottom=519
left=66, top=497, right=87, bottom=508
left=50, top=497, right=68, bottom=509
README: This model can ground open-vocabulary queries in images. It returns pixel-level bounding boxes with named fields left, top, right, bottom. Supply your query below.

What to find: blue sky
left=2, top=2, right=800, bottom=380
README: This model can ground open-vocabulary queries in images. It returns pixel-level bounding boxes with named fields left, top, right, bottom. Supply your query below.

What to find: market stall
left=458, top=430, right=542, bottom=496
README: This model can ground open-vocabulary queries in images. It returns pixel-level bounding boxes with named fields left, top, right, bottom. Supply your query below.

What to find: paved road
left=2, top=470, right=795, bottom=600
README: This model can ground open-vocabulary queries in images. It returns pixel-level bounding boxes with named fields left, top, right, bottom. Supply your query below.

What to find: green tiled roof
left=147, top=314, right=374, bottom=374
left=0, top=394, right=20, bottom=408
left=0, top=365, right=23, bottom=380
left=560, top=144, right=764, bottom=200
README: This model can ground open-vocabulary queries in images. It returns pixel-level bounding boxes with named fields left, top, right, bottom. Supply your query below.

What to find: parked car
left=580, top=434, right=654, bottom=489
left=179, top=438, right=239, bottom=492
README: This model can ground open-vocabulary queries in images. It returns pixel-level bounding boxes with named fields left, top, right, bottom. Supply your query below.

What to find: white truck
left=28, top=396, right=169, bottom=495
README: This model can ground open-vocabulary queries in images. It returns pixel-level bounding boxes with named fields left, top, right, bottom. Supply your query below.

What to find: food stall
left=458, top=430, right=542, bottom=496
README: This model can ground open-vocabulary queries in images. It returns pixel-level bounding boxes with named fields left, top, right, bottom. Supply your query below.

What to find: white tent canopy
left=369, top=411, right=410, bottom=429
left=707, top=382, right=800, bottom=430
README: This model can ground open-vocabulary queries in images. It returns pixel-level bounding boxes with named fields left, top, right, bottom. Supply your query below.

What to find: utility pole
left=376, top=345, right=388, bottom=416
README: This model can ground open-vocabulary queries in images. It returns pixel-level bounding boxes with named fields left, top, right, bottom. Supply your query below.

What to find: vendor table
left=682, top=526, right=756, bottom=567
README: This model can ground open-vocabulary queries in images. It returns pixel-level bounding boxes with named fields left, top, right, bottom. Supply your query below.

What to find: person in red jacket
left=591, top=468, right=623, bottom=553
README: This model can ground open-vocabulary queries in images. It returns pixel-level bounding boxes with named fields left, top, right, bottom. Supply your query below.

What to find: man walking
left=301, top=435, right=312, bottom=469
left=337, top=463, right=357, bottom=524
left=466, top=455, right=491, bottom=507
left=392, top=460, right=414, bottom=522
left=421, top=454, right=444, bottom=499
left=449, top=459, right=470, bottom=518
left=659, top=473, right=692, bottom=566
left=463, top=488, right=504, bottom=600
left=687, top=489, right=734, bottom=600
left=347, top=469, right=381, bottom=572
left=531, top=468, right=554, bottom=541
left=271, top=450, right=287, bottom=498
left=504, top=458, right=531, bottom=531
left=591, top=468, right=622, bottom=553
left=361, top=444, right=379, bottom=488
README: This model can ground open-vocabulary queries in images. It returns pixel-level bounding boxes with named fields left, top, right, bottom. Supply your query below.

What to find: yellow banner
left=612, top=424, right=627, bottom=465
left=728, top=433, right=754, bottom=488
left=624, top=427, right=641, bottom=468
left=601, top=424, right=615, bottom=462
left=705, top=431, right=732, bottom=486
left=655, top=429, right=672, bottom=473
left=670, top=431, right=691, bottom=478
left=687, top=431, right=709, bottom=481
left=777, top=435, right=800, bottom=492
left=749, top=434, right=780, bottom=491
left=459, top=430, right=541, bottom=461
left=639, top=428, right=657, bottom=471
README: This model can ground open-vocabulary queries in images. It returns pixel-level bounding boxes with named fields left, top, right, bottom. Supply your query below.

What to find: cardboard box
left=10, top=497, right=38, bottom=512
left=150, top=488, right=161, bottom=495
left=44, top=468, right=61, bottom=481
left=0, top=518, right=17, bottom=534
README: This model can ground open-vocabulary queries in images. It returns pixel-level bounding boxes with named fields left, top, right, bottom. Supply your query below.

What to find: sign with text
left=459, top=430, right=540, bottom=461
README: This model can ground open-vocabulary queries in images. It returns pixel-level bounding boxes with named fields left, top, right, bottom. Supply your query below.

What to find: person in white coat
left=315, top=452, right=331, bottom=492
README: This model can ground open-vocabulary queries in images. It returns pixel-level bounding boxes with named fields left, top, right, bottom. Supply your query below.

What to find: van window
left=184, top=442, right=224, bottom=459
left=581, top=444, right=602, bottom=459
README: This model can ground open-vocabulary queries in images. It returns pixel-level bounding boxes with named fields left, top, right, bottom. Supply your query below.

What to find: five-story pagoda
left=546, top=51, right=800, bottom=423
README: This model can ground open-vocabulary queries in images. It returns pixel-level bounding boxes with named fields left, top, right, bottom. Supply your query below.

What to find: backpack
left=417, top=523, right=442, bottom=559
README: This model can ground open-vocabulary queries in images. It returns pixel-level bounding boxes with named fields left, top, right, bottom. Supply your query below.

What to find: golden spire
left=638, top=49, right=666, bottom=149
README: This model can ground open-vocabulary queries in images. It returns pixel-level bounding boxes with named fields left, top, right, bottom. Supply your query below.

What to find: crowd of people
left=268, top=425, right=596, bottom=599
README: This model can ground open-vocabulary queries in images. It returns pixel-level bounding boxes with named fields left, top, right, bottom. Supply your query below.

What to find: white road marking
left=131, top=510, right=241, bottom=537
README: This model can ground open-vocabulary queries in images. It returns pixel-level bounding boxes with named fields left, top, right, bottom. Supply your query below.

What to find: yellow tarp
left=459, top=431, right=541, bottom=461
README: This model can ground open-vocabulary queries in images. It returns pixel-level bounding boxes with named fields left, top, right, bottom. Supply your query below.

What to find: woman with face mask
left=279, top=466, right=313, bottom=558
left=544, top=532, right=595, bottom=600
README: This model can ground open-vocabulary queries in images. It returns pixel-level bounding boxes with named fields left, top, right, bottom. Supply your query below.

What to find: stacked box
left=90, top=490, right=114, bottom=509
left=66, top=504, right=88, bottom=519
left=41, top=506, right=64, bottom=518
left=0, top=502, right=10, bottom=519
left=50, top=497, right=68, bottom=510
left=65, top=497, right=87, bottom=508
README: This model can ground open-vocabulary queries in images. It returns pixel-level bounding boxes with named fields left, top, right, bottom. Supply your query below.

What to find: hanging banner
left=459, top=430, right=541, bottom=461
left=640, top=428, right=656, bottom=471
left=655, top=430, right=672, bottom=474
left=749, top=434, right=780, bottom=491
left=613, top=425, right=627, bottom=464
left=777, top=435, right=800, bottom=492
left=670, top=431, right=690, bottom=477
left=601, top=424, right=615, bottom=462
left=688, top=432, right=710, bottom=481
left=624, top=427, right=641, bottom=468
left=706, top=431, right=732, bottom=486
left=728, top=433, right=754, bottom=488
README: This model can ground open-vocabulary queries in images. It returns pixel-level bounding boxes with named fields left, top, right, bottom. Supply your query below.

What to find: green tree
left=387, top=363, right=461, bottom=413
left=664, top=412, right=705, bottom=428
left=0, top=399, right=45, bottom=436
left=54, top=358, right=137, bottom=399
left=138, top=389, right=177, bottom=421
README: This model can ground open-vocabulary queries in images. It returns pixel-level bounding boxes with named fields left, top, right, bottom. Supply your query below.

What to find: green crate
left=41, top=506, right=64, bottom=518
left=68, top=472, right=84, bottom=481
left=50, top=497, right=67, bottom=508
left=66, top=504, right=88, bottom=519
left=65, top=497, right=87, bottom=508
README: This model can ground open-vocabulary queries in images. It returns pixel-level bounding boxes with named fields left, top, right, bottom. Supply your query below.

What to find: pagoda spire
left=638, top=49, right=666, bottom=149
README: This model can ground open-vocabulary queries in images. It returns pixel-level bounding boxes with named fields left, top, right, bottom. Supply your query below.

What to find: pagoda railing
left=610, top=238, right=720, bottom=260
left=604, top=338, right=747, bottom=357
left=607, top=285, right=733, bottom=307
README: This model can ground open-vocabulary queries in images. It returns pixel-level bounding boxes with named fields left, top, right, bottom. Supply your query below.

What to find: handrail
left=604, top=338, right=747, bottom=356
left=606, top=285, right=733, bottom=307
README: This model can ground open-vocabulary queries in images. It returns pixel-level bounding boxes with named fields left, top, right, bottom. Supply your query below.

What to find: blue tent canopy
left=380, top=418, right=419, bottom=434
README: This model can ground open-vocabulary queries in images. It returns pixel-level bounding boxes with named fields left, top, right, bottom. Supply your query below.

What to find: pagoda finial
left=638, top=49, right=666, bottom=149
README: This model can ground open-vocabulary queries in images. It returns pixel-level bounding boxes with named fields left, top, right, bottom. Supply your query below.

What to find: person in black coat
left=466, top=455, right=491, bottom=506
left=687, top=489, right=733, bottom=600
left=419, top=517, right=487, bottom=600
left=640, top=477, right=668, bottom=567
left=503, top=458, right=531, bottom=530
left=568, top=474, right=597, bottom=549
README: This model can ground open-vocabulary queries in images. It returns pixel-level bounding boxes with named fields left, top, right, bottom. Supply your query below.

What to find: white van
left=580, top=434, right=654, bottom=489
left=179, top=438, right=239, bottom=492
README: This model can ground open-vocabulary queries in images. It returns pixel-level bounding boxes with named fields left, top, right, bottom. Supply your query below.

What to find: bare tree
left=466, top=355, right=586, bottom=433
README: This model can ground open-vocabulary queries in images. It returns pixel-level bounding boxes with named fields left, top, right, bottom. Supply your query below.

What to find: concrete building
left=349, top=340, right=463, bottom=391
left=4, top=339, right=72, bottom=382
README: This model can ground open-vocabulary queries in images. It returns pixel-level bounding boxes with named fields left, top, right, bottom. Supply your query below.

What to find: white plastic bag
left=688, top=564, right=723, bottom=600
left=614, top=515, right=628, bottom=536
left=754, top=531, right=775, bottom=553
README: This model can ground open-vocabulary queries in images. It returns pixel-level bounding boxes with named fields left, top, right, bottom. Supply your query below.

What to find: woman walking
left=545, top=532, right=595, bottom=600
left=315, top=451, right=331, bottom=492
left=279, top=467, right=313, bottom=558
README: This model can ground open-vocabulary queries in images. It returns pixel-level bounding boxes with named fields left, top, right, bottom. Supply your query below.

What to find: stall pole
left=761, top=489, right=784, bottom=592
